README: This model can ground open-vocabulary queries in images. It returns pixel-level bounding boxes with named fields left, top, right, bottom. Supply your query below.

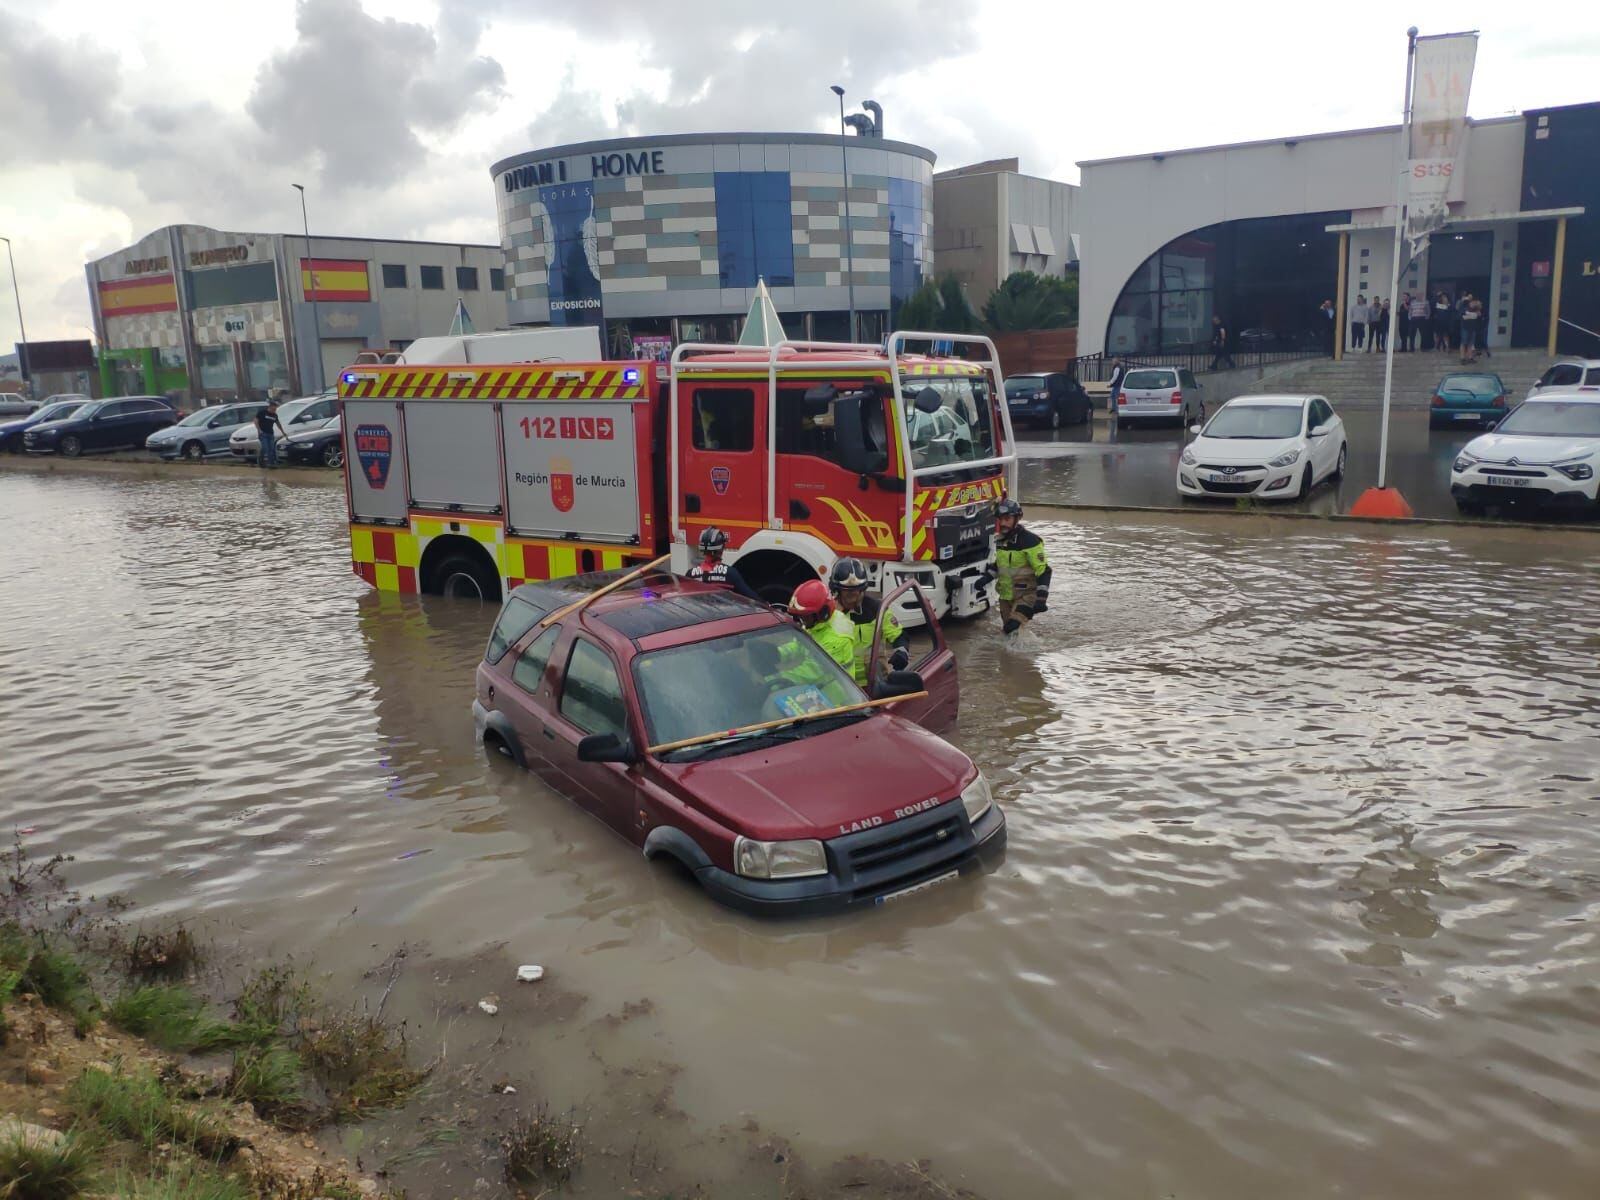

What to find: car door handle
left=542, top=727, right=555, bottom=740
left=487, top=685, right=495, bottom=702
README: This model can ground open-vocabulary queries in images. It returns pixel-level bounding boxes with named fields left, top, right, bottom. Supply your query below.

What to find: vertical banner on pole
left=1405, top=33, right=1478, bottom=260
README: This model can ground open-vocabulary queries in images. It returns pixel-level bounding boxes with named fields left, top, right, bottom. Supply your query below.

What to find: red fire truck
left=336, top=332, right=1017, bottom=625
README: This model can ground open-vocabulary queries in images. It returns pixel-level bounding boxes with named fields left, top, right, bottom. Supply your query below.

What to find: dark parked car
left=1003, top=372, right=1091, bottom=429
left=22, top=395, right=176, bottom=457
left=282, top=414, right=344, bottom=468
left=0, top=398, right=90, bottom=452
left=473, top=570, right=1004, bottom=916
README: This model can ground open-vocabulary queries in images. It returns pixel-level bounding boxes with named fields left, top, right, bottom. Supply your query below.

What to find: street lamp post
left=0, top=237, right=33, bottom=402
left=292, top=184, right=325, bottom=393
left=830, top=85, right=858, bottom=344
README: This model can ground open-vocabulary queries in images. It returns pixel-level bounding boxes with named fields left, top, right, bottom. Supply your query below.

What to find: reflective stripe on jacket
left=995, top=525, right=1051, bottom=604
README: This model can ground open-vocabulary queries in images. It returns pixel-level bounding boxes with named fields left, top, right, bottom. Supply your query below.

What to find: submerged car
left=0, top=398, right=89, bottom=452
left=146, top=402, right=266, bottom=460
left=22, top=395, right=175, bottom=457
left=1177, top=394, right=1347, bottom=501
left=473, top=569, right=1003, bottom=916
left=1429, top=373, right=1509, bottom=429
left=1450, top=392, right=1600, bottom=515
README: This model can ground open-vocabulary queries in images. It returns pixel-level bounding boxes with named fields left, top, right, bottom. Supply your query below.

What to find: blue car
left=1003, top=372, right=1092, bottom=429
left=0, top=398, right=91, bottom=453
left=1429, top=373, right=1509, bottom=430
left=145, top=402, right=266, bottom=460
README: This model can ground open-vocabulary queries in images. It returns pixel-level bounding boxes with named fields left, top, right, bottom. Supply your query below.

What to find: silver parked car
left=146, top=402, right=267, bottom=460
left=1115, top=366, right=1206, bottom=427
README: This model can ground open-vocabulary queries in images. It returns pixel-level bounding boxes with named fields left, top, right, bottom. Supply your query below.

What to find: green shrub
left=108, top=987, right=247, bottom=1053
left=226, top=1045, right=305, bottom=1118
left=69, top=1066, right=235, bottom=1160
left=0, top=1124, right=96, bottom=1200
left=20, top=951, right=98, bottom=1034
left=300, top=1011, right=426, bottom=1119
left=114, top=1161, right=250, bottom=1200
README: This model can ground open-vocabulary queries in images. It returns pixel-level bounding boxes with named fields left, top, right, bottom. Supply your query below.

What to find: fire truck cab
left=337, top=331, right=1016, bottom=626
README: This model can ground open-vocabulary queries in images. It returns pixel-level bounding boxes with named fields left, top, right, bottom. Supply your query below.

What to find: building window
left=381, top=264, right=408, bottom=288
left=420, top=265, right=444, bottom=290
left=489, top=267, right=506, bottom=291
left=713, top=172, right=795, bottom=288
left=456, top=266, right=479, bottom=291
left=185, top=261, right=278, bottom=308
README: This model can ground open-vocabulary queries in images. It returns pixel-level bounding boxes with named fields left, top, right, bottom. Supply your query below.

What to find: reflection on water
left=4, top=476, right=1600, bottom=1199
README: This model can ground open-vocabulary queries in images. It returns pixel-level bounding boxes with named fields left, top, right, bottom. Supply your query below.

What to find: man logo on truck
left=355, top=424, right=393, bottom=489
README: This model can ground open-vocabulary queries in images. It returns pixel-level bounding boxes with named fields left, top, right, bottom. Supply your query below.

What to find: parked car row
left=21, top=396, right=176, bottom=457
left=229, top=392, right=337, bottom=462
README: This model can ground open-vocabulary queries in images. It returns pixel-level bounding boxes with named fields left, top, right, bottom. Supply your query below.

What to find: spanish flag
left=99, top=274, right=178, bottom=316
left=301, top=258, right=370, bottom=303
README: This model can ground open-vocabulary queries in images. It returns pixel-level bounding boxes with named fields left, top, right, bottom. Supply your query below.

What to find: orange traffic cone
left=1349, top=486, right=1414, bottom=519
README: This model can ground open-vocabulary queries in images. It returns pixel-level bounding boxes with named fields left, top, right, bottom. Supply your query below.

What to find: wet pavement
left=1017, top=409, right=1600, bottom=523
left=4, top=472, right=1600, bottom=1198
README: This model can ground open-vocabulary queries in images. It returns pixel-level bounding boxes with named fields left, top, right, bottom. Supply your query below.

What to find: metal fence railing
left=1070, top=345, right=1327, bottom=383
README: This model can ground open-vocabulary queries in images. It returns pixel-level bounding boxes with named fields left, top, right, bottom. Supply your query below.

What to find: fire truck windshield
left=899, top=375, right=996, bottom=470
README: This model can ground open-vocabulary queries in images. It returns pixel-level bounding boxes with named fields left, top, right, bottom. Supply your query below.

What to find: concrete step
left=1208, top=349, right=1553, bottom=410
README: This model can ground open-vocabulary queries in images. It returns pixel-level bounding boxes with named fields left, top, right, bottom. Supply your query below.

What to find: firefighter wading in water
left=992, top=498, right=1050, bottom=634
left=827, top=557, right=909, bottom=685
left=684, top=526, right=760, bottom=600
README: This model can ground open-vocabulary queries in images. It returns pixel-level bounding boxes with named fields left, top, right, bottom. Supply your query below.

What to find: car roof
left=1525, top=389, right=1600, bottom=403
left=1223, top=394, right=1313, bottom=406
left=507, top=569, right=777, bottom=647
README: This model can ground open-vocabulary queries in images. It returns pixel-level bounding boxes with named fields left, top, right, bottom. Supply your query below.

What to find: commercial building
left=490, top=131, right=934, bottom=351
left=1077, top=100, right=1599, bottom=360
left=932, top=158, right=1079, bottom=296
left=86, top=225, right=508, bottom=402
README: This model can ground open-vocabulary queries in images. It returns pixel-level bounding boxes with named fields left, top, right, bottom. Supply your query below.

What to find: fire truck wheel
left=434, top=552, right=498, bottom=602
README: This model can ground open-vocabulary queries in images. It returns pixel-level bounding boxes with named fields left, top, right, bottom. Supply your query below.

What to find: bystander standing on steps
left=1350, top=295, right=1368, bottom=350
left=1209, top=316, right=1234, bottom=370
left=1433, top=292, right=1454, bottom=351
left=1409, top=293, right=1429, bottom=352
left=256, top=400, right=286, bottom=469
left=1459, top=293, right=1482, bottom=363
left=1366, top=297, right=1384, bottom=352
left=1319, top=300, right=1336, bottom=355
left=1398, top=294, right=1412, bottom=351
left=1373, top=299, right=1391, bottom=352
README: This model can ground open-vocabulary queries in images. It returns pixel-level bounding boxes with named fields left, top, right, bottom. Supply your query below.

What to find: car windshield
left=1004, top=376, right=1046, bottom=396
left=1204, top=404, right=1304, bottom=439
left=1440, top=375, right=1502, bottom=397
left=1493, top=401, right=1600, bottom=437
left=33, top=402, right=84, bottom=422
left=634, top=625, right=864, bottom=755
left=175, top=408, right=217, bottom=427
left=900, top=374, right=996, bottom=470
left=1123, top=370, right=1176, bottom=390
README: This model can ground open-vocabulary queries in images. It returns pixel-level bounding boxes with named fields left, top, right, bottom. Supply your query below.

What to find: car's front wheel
left=1332, top=442, right=1347, bottom=481
left=1297, top=464, right=1314, bottom=500
left=321, top=442, right=343, bottom=469
left=1455, top=497, right=1484, bottom=517
left=1048, top=403, right=1062, bottom=431
left=60, top=435, right=82, bottom=458
left=182, top=440, right=205, bottom=460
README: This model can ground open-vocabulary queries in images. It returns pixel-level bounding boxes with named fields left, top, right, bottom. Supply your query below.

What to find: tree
left=981, top=270, right=1079, bottom=332
left=894, top=272, right=982, bottom=334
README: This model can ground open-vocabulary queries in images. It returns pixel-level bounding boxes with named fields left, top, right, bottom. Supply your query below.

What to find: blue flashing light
left=622, top=367, right=640, bottom=385
left=342, top=372, right=355, bottom=384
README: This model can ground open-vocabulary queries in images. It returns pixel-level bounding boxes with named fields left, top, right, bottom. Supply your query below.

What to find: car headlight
left=1557, top=462, right=1594, bottom=481
left=1180, top=447, right=1196, bottom=466
left=733, top=836, right=827, bottom=880
left=1453, top=451, right=1480, bottom=472
left=960, top=774, right=993, bottom=825
left=1267, top=448, right=1302, bottom=468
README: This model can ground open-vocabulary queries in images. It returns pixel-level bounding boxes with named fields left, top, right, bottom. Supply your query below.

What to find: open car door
left=868, top=582, right=959, bottom=732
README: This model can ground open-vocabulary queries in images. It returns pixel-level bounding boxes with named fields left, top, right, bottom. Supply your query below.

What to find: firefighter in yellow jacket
left=827, top=557, right=909, bottom=685
left=992, top=498, right=1051, bottom=634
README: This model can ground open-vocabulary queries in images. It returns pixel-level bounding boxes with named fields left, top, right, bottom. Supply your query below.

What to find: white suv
left=228, top=392, right=336, bottom=460
left=1526, top=359, right=1600, bottom=401
left=1450, top=391, right=1600, bottom=515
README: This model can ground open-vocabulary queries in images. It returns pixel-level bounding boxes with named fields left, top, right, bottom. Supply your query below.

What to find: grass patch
left=69, top=1065, right=236, bottom=1160
left=0, top=1124, right=97, bottom=1200
left=501, top=1104, right=583, bottom=1189
left=231, top=966, right=310, bottom=1045
left=226, top=1046, right=312, bottom=1127
left=300, top=1011, right=426, bottom=1119
left=17, top=949, right=98, bottom=1036
left=124, top=929, right=204, bottom=983
left=108, top=987, right=252, bottom=1054
left=114, top=1161, right=250, bottom=1200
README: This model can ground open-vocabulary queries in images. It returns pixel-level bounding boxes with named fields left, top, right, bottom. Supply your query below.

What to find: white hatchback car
left=1178, top=395, right=1348, bottom=501
left=1526, top=358, right=1600, bottom=401
left=228, top=392, right=336, bottom=460
left=1450, top=391, right=1600, bottom=514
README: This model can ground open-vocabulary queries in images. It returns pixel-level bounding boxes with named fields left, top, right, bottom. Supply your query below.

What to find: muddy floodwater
left=3, top=471, right=1600, bottom=1198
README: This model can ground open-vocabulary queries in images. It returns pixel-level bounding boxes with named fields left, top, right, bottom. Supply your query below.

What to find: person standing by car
left=255, top=400, right=286, bottom=469
left=1209, top=316, right=1235, bottom=370
left=786, top=580, right=856, bottom=675
left=1349, top=295, right=1368, bottom=351
left=1409, top=293, right=1429, bottom=352
left=826, top=557, right=908, bottom=685
left=1106, top=357, right=1127, bottom=423
left=684, top=526, right=760, bottom=599
left=990, top=498, right=1051, bottom=635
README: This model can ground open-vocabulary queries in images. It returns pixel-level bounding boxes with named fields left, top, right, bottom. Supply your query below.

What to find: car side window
left=485, top=596, right=546, bottom=664
left=560, top=639, right=627, bottom=737
left=691, top=388, right=755, bottom=452
left=1548, top=365, right=1582, bottom=387
left=100, top=402, right=128, bottom=418
left=511, top=626, right=561, bottom=695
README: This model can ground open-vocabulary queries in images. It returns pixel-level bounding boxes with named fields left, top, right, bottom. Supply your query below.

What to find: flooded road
left=4, top=471, right=1600, bottom=1198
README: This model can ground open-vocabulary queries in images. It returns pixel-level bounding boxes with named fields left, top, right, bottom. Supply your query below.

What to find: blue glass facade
left=540, top=181, right=604, bottom=328
left=887, top=178, right=928, bottom=319
left=713, top=172, right=795, bottom=288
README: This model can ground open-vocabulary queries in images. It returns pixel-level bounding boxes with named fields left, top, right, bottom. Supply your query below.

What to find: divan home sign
left=503, top=149, right=667, bottom=192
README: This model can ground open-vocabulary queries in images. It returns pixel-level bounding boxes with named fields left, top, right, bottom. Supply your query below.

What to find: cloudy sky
left=3, top=0, right=1598, bottom=342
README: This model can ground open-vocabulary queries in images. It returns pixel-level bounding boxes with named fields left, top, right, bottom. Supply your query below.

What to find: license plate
left=876, top=869, right=960, bottom=906
left=1483, top=475, right=1531, bottom=487
left=1206, top=472, right=1244, bottom=483
left=1454, top=413, right=1480, bottom=421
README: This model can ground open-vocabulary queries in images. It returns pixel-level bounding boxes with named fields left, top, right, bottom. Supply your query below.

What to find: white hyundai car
left=1450, top=391, right=1600, bottom=515
left=1177, top=394, right=1348, bottom=501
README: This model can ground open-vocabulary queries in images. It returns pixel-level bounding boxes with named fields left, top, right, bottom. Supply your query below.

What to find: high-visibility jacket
left=828, top=595, right=905, bottom=685
left=799, top=616, right=857, bottom=679
left=995, top=525, right=1051, bottom=606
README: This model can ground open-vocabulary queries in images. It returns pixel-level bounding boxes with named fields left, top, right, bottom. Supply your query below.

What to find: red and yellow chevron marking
left=340, top=365, right=644, bottom=401
left=901, top=475, right=1006, bottom=560
left=901, top=362, right=985, bottom=378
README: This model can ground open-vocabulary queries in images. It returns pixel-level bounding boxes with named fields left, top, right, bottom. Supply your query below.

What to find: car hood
left=24, top=419, right=76, bottom=435
left=146, top=426, right=184, bottom=442
left=230, top=426, right=259, bottom=441
left=1188, top=434, right=1301, bottom=464
left=287, top=420, right=338, bottom=442
left=656, top=713, right=975, bottom=842
left=0, top=417, right=31, bottom=435
left=1463, top=431, right=1598, bottom=465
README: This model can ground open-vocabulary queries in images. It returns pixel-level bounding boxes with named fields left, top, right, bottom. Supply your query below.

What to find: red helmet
left=788, top=579, right=832, bottom=620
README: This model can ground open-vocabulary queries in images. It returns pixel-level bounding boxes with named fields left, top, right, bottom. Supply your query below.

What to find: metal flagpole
left=1376, top=26, right=1419, bottom=491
